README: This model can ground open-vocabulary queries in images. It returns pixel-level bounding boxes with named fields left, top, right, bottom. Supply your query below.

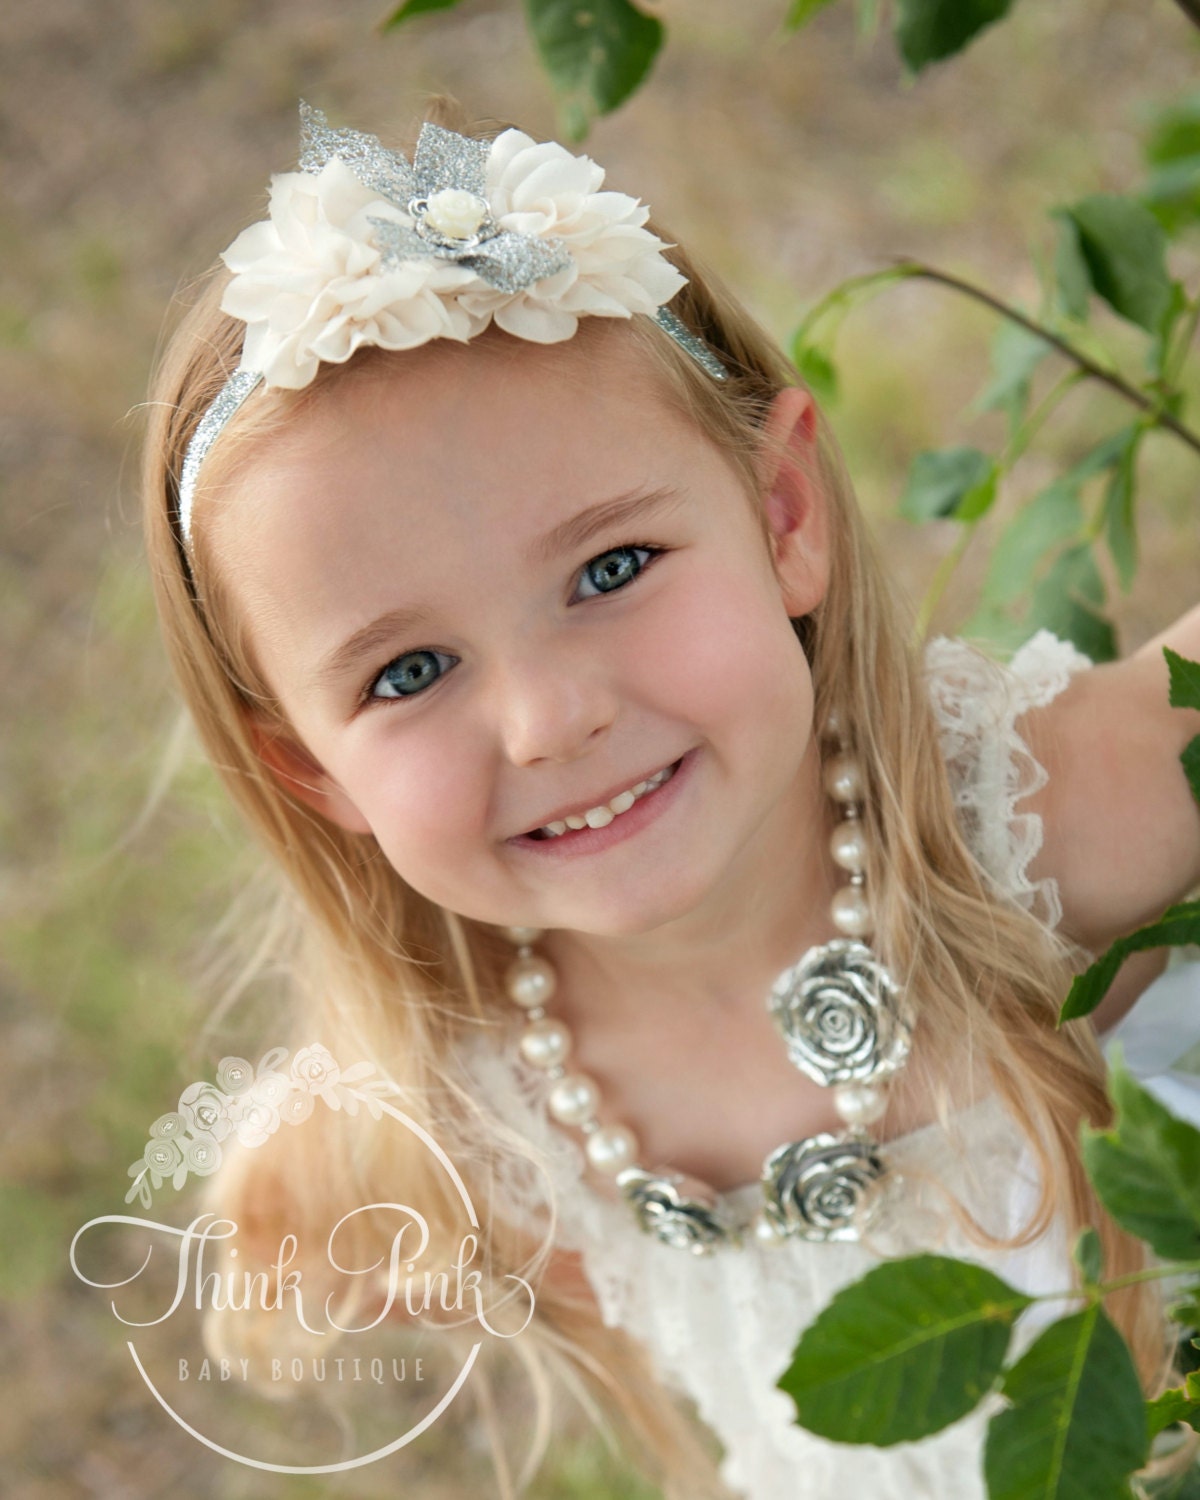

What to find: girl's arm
left=1019, top=603, right=1200, bottom=1027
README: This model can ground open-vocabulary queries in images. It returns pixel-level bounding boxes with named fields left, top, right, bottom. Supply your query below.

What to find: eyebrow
left=529, top=484, right=685, bottom=565
left=315, top=485, right=685, bottom=688
left=315, top=605, right=437, bottom=689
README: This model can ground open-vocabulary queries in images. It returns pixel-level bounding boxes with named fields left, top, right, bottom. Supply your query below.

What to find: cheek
left=342, top=724, right=488, bottom=876
left=631, top=558, right=813, bottom=733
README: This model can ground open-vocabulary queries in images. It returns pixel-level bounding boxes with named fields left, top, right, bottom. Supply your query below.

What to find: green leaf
left=1061, top=427, right=1141, bottom=487
left=855, top=0, right=883, bottom=38
left=1182, top=738, right=1200, bottom=812
left=794, top=342, right=839, bottom=405
left=1060, top=195, right=1173, bottom=334
left=1147, top=1372, right=1200, bottom=1439
left=985, top=1305, right=1148, bottom=1500
left=1144, top=157, right=1200, bottom=238
left=1143, top=93, right=1200, bottom=237
left=525, top=0, right=664, bottom=125
left=1146, top=93, right=1200, bottom=170
left=899, top=447, right=998, bottom=523
left=974, top=320, right=1053, bottom=432
left=893, top=0, right=1017, bottom=72
left=1100, top=427, right=1142, bottom=594
left=1165, top=665, right=1200, bottom=806
left=785, top=0, right=837, bottom=29
left=1081, top=1048, right=1200, bottom=1262
left=1148, top=279, right=1187, bottom=380
left=1053, top=210, right=1092, bottom=323
left=1026, top=542, right=1116, bottom=663
left=1072, top=1227, right=1102, bottom=1285
left=1168, top=1293, right=1200, bottom=1332
left=977, top=483, right=1084, bottom=608
left=380, top=0, right=463, bottom=30
left=778, top=1254, right=1031, bottom=1445
left=1166, top=647, right=1200, bottom=712
left=1061, top=900, right=1200, bottom=1023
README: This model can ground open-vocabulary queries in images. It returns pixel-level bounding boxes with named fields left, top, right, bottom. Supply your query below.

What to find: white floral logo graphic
left=75, top=1041, right=534, bottom=1476
left=125, top=1044, right=396, bottom=1208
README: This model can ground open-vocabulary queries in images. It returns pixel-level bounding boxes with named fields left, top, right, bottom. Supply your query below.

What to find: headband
left=176, top=104, right=728, bottom=551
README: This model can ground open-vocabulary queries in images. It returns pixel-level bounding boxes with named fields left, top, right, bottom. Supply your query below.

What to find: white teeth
left=532, top=760, right=679, bottom=839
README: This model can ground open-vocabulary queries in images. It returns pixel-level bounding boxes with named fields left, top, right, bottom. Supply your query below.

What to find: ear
left=246, top=716, right=374, bottom=836
left=757, top=386, right=830, bottom=618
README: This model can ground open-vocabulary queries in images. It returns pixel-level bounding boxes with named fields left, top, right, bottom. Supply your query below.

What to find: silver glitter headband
left=175, top=105, right=728, bottom=551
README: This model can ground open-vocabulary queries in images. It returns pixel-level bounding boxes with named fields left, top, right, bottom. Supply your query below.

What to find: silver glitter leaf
left=371, top=217, right=572, bottom=295
left=412, top=122, right=489, bottom=200
left=298, top=101, right=415, bottom=206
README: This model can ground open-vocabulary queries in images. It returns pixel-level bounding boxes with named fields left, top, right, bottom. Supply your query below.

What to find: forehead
left=204, top=325, right=743, bottom=694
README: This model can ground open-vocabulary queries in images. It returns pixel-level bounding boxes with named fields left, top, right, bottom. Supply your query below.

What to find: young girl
left=142, top=96, right=1200, bottom=1497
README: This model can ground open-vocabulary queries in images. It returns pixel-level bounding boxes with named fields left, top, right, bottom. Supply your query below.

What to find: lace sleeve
left=923, top=629, right=1094, bottom=932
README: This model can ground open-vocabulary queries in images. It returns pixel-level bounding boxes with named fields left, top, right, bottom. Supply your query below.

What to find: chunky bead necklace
left=500, top=714, right=914, bottom=1255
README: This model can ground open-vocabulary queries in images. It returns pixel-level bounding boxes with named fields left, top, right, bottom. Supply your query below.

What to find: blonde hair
left=141, top=96, right=1168, bottom=1496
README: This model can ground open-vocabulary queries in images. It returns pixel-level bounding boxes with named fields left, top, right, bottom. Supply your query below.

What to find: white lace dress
left=458, top=629, right=1199, bottom=1499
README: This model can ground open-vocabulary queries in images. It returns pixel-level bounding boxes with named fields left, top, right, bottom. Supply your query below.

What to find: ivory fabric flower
left=217, top=106, right=687, bottom=389
left=460, top=130, right=687, bottom=342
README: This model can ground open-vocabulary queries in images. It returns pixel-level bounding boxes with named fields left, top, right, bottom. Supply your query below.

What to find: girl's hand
left=1019, top=602, right=1200, bottom=1027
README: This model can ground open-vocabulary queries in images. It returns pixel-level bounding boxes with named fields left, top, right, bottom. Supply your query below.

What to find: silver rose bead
left=616, top=1168, right=738, bottom=1256
left=760, top=1133, right=886, bottom=1242
left=768, top=938, right=911, bottom=1087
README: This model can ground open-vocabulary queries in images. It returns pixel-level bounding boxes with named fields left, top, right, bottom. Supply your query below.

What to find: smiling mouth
left=524, top=759, right=683, bottom=839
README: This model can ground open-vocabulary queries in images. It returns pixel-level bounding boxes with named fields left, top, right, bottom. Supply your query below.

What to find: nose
left=492, top=637, right=619, bottom=767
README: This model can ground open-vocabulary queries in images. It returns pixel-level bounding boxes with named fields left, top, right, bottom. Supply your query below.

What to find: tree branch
left=890, top=259, right=1200, bottom=459
left=1171, top=0, right=1200, bottom=30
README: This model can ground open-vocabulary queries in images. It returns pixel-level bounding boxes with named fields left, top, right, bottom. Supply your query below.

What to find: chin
left=551, top=879, right=716, bottom=941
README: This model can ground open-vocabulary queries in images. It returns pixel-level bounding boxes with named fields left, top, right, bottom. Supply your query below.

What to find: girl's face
left=212, top=326, right=831, bottom=939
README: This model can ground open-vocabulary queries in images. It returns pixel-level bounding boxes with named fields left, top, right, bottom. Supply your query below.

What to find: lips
left=516, top=757, right=684, bottom=840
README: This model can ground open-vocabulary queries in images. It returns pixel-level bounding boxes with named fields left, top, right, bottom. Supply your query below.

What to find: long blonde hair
left=141, top=95, right=1167, bottom=1497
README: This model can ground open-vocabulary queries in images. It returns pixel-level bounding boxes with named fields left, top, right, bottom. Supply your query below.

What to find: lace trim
left=923, top=628, right=1093, bottom=933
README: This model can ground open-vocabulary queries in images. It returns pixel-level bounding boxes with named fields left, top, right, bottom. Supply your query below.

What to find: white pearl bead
left=504, top=926, right=544, bottom=946
left=585, top=1124, right=639, bottom=1174
left=505, top=955, right=557, bottom=1009
left=518, top=1018, right=572, bottom=1070
left=823, top=752, right=864, bottom=805
left=547, top=1073, right=599, bottom=1125
left=753, top=1213, right=786, bottom=1247
left=830, top=819, right=868, bottom=874
left=833, top=1082, right=888, bottom=1126
left=823, top=707, right=844, bottom=741
left=831, top=884, right=873, bottom=938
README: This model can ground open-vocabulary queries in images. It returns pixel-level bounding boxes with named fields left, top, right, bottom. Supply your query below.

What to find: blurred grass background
left=2, top=0, right=1199, bottom=1494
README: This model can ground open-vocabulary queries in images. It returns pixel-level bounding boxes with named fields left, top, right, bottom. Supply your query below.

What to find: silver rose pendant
left=768, top=938, right=911, bottom=1087
left=616, top=1167, right=741, bottom=1256
left=760, top=1132, right=886, bottom=1242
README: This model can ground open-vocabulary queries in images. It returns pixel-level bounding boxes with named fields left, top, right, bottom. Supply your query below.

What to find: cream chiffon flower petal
left=211, top=116, right=700, bottom=393
left=494, top=298, right=580, bottom=343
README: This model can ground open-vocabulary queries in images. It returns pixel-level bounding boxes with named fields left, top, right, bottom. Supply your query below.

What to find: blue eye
left=368, top=648, right=457, bottom=702
left=575, top=545, right=657, bottom=599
